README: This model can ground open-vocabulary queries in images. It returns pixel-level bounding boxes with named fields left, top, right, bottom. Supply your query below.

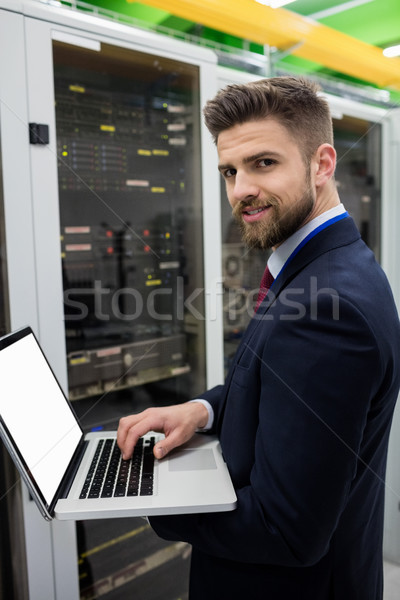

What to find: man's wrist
left=188, top=399, right=214, bottom=431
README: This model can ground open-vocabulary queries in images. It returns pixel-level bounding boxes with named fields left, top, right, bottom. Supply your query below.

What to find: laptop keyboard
left=79, top=437, right=155, bottom=499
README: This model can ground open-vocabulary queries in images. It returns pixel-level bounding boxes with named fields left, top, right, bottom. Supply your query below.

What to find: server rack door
left=381, top=107, right=400, bottom=564
left=0, top=8, right=71, bottom=600
left=332, top=114, right=382, bottom=260
left=217, top=68, right=400, bottom=566
left=21, top=6, right=219, bottom=599
left=217, top=69, right=387, bottom=372
left=52, top=39, right=207, bottom=409
left=321, top=99, right=400, bottom=561
left=0, top=40, right=29, bottom=598
left=52, top=38, right=207, bottom=599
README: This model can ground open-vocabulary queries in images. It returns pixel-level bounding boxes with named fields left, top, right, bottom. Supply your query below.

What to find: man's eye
left=258, top=158, right=276, bottom=167
left=224, top=169, right=236, bottom=178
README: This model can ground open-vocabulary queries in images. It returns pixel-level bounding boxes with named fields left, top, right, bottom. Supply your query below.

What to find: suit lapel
left=222, top=216, right=361, bottom=397
left=254, top=215, right=360, bottom=319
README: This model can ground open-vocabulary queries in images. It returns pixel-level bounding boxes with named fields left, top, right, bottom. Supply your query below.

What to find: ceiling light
left=255, top=0, right=296, bottom=8
left=383, top=44, right=400, bottom=58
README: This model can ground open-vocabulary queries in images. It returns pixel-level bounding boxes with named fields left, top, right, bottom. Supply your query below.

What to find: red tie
left=255, top=265, right=274, bottom=312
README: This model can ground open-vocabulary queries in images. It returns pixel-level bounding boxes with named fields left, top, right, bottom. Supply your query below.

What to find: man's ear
left=313, top=144, right=336, bottom=187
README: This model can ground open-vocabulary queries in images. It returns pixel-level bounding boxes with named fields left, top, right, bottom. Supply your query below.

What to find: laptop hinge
left=58, top=440, right=88, bottom=499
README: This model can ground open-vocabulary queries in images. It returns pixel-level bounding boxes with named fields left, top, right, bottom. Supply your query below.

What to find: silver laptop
left=0, top=326, right=236, bottom=521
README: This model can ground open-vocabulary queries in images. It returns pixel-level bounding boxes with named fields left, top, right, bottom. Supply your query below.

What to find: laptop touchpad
left=168, top=449, right=217, bottom=471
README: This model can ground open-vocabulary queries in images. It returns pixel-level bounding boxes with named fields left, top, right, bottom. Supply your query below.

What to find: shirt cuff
left=188, top=399, right=214, bottom=431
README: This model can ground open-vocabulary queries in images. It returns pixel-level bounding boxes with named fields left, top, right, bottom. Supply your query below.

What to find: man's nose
left=232, top=171, right=259, bottom=204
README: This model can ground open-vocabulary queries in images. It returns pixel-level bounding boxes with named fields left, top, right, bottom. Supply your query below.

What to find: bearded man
left=118, top=77, right=400, bottom=600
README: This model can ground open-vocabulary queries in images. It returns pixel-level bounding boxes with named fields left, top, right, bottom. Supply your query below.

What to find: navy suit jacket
left=150, top=217, right=400, bottom=599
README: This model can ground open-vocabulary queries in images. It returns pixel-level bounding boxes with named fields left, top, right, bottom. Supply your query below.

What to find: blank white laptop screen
left=0, top=327, right=237, bottom=521
left=0, top=333, right=81, bottom=504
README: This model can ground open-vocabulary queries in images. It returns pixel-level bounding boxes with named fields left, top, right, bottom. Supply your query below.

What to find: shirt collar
left=268, top=203, right=347, bottom=279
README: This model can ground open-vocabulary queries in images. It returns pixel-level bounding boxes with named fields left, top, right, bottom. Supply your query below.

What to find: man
left=117, top=77, right=400, bottom=599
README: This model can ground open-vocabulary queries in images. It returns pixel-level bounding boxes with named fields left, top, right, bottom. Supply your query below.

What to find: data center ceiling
left=80, top=0, right=400, bottom=95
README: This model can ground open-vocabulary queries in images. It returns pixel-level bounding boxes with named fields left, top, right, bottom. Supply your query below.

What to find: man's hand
left=117, top=402, right=209, bottom=460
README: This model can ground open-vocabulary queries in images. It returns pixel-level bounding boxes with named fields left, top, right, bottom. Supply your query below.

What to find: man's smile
left=245, top=207, right=264, bottom=215
left=242, top=205, right=271, bottom=223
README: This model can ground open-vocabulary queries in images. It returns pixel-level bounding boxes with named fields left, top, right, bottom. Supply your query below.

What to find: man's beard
left=232, top=180, right=315, bottom=250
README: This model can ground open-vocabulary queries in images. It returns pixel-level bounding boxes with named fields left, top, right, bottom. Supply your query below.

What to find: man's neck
left=268, top=203, right=347, bottom=279
left=304, top=183, right=341, bottom=226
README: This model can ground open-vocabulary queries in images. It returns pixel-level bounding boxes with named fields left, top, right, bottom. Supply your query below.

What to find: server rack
left=53, top=38, right=208, bottom=404
left=217, top=66, right=400, bottom=564
left=0, top=2, right=221, bottom=598
left=217, top=67, right=390, bottom=366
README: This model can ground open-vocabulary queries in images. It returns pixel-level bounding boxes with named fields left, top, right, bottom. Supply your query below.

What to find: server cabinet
left=0, top=2, right=221, bottom=598
left=53, top=39, right=207, bottom=404
left=217, top=68, right=400, bottom=563
left=382, top=106, right=400, bottom=565
left=0, top=85, right=29, bottom=599
left=217, top=67, right=390, bottom=368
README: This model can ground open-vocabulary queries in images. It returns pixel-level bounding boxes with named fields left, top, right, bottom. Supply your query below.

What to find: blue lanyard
left=275, top=211, right=349, bottom=281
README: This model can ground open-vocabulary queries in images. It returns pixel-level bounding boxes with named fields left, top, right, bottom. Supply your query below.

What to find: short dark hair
left=203, top=76, right=333, bottom=164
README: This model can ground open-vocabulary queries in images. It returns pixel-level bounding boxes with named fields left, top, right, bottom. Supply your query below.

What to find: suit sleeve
left=150, top=293, right=385, bottom=567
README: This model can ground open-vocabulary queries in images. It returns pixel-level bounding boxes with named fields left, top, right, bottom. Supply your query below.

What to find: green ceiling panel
left=319, top=0, right=400, bottom=47
left=81, top=1, right=400, bottom=96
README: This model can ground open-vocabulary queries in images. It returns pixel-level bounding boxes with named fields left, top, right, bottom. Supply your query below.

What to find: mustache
left=232, top=198, right=278, bottom=219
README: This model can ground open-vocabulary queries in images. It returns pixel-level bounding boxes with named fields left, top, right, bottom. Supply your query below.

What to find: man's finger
left=154, top=443, right=167, bottom=459
left=118, top=414, right=157, bottom=459
left=153, top=427, right=191, bottom=459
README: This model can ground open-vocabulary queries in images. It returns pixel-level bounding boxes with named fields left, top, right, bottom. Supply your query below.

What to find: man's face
left=217, top=118, right=316, bottom=250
